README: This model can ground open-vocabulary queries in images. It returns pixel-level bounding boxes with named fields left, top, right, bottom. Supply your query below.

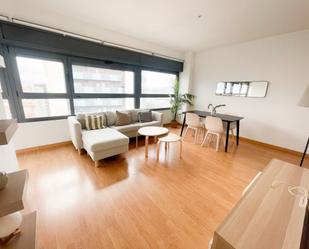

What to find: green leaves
left=170, top=79, right=195, bottom=120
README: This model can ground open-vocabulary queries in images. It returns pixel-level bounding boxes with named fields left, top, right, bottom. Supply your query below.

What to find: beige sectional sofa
left=68, top=109, right=163, bottom=166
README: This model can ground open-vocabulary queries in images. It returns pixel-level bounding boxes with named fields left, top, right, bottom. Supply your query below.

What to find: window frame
left=8, top=47, right=72, bottom=122
left=1, top=46, right=178, bottom=122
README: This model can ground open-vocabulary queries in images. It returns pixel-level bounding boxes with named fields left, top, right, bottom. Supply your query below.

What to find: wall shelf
left=0, top=169, right=36, bottom=248
left=2, top=211, right=37, bottom=249
left=0, top=170, right=27, bottom=217
left=0, top=119, right=18, bottom=145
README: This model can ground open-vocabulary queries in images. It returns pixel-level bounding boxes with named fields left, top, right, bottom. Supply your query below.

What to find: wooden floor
left=17, top=127, right=308, bottom=249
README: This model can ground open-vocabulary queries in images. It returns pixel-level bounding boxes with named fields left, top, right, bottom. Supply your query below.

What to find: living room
left=0, top=0, right=309, bottom=248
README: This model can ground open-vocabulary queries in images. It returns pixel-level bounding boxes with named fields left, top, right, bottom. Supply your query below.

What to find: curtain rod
left=0, top=15, right=184, bottom=63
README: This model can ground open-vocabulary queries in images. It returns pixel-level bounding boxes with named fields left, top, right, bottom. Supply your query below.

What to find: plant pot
left=170, top=120, right=178, bottom=128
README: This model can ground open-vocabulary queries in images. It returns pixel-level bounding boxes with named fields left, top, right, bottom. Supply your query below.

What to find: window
left=141, top=70, right=176, bottom=109
left=16, top=56, right=67, bottom=93
left=22, top=99, right=70, bottom=118
left=140, top=97, right=170, bottom=109
left=72, top=65, right=134, bottom=94
left=142, top=70, right=176, bottom=94
left=71, top=63, right=135, bottom=113
left=74, top=98, right=134, bottom=114
left=14, top=53, right=70, bottom=120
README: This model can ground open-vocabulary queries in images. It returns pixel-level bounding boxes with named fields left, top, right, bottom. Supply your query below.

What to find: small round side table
left=156, top=133, right=182, bottom=160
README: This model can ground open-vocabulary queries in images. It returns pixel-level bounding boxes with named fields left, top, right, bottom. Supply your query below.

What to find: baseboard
left=16, top=141, right=71, bottom=154
left=15, top=133, right=308, bottom=160
left=240, top=136, right=309, bottom=159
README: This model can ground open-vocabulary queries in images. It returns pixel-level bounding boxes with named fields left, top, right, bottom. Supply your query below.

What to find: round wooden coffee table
left=138, top=126, right=169, bottom=158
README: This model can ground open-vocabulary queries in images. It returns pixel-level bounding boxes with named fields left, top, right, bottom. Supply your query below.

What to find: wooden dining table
left=180, top=110, right=244, bottom=152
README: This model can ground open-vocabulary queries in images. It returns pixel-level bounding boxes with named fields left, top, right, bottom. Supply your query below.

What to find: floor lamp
left=298, top=84, right=309, bottom=167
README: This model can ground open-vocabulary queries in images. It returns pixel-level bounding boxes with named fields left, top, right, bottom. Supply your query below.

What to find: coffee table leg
left=156, top=141, right=160, bottom=161
left=145, top=136, right=149, bottom=158
left=180, top=140, right=182, bottom=159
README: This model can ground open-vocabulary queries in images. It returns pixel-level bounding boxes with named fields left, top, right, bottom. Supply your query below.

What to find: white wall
left=12, top=119, right=70, bottom=150
left=192, top=30, right=309, bottom=152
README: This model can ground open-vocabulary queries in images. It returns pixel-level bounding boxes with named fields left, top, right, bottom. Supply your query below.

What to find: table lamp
left=298, top=84, right=309, bottom=166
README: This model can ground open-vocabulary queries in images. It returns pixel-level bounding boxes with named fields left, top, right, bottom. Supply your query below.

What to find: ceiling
left=1, top=0, right=309, bottom=53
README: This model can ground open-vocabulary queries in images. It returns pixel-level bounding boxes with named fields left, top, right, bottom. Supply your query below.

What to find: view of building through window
left=140, top=97, right=170, bottom=109
left=72, top=65, right=134, bottom=94
left=16, top=56, right=67, bottom=93
left=22, top=99, right=70, bottom=118
left=16, top=56, right=68, bottom=119
left=74, top=98, right=134, bottom=114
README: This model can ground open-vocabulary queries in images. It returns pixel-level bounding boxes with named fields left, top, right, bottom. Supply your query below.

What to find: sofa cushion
left=128, top=109, right=147, bottom=123
left=139, top=111, right=152, bottom=123
left=85, top=114, right=106, bottom=130
left=115, top=111, right=131, bottom=126
left=82, top=128, right=129, bottom=152
left=76, top=114, right=87, bottom=129
left=77, top=113, right=108, bottom=129
left=105, top=111, right=117, bottom=126
left=139, top=120, right=160, bottom=127
left=111, top=123, right=141, bottom=133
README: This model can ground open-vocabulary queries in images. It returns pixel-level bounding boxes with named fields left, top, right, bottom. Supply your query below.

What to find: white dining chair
left=183, top=113, right=205, bottom=144
left=201, top=116, right=224, bottom=151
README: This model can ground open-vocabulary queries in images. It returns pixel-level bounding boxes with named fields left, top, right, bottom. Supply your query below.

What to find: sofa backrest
left=76, top=109, right=148, bottom=129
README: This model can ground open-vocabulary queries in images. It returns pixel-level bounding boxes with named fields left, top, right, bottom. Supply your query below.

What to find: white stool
left=156, top=133, right=182, bottom=160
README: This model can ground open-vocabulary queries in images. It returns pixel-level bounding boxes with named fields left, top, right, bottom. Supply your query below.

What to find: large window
left=0, top=47, right=178, bottom=122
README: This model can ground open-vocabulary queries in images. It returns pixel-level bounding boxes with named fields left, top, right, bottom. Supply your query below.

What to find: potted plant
left=170, top=79, right=195, bottom=128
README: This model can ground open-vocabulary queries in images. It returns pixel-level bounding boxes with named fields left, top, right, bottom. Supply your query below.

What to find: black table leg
left=300, top=136, right=309, bottom=167
left=236, top=120, right=240, bottom=146
left=225, top=121, right=230, bottom=152
left=180, top=113, right=186, bottom=136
